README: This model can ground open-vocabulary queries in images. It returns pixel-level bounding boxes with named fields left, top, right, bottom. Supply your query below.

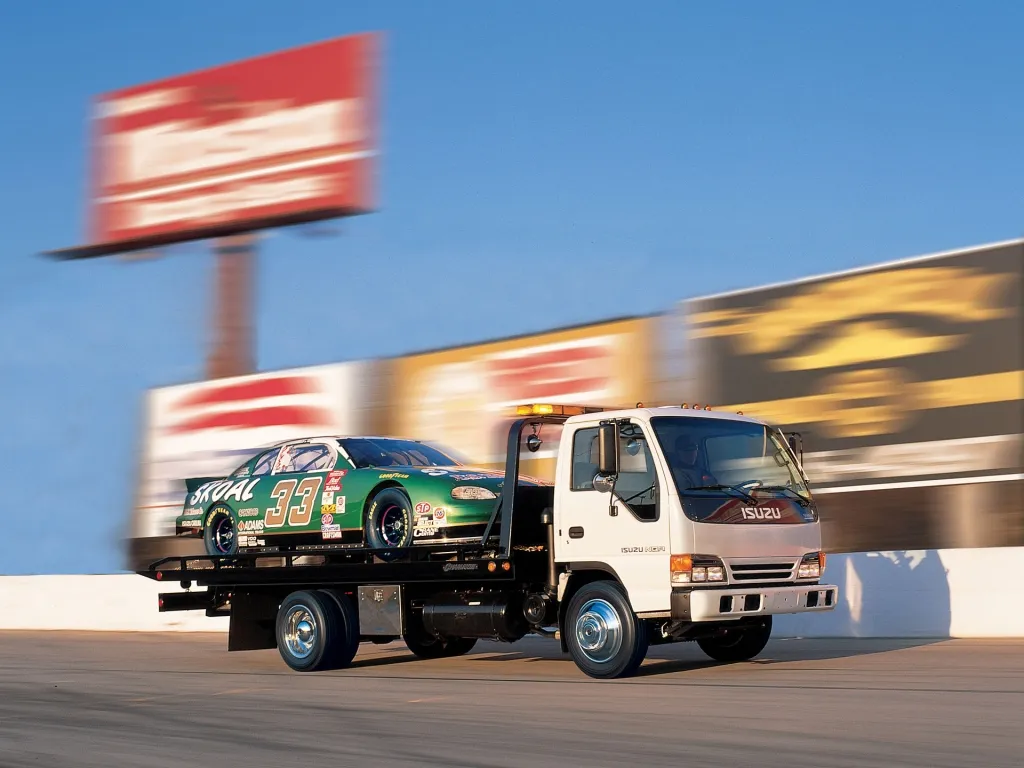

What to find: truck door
left=555, top=421, right=671, bottom=613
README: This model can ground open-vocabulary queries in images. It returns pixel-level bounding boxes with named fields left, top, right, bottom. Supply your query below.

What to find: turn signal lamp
left=798, top=552, right=826, bottom=580
left=487, top=561, right=497, bottom=572
left=671, top=554, right=726, bottom=585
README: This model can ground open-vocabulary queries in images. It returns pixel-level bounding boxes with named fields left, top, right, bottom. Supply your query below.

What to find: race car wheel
left=203, top=505, right=237, bottom=557
left=564, top=580, right=648, bottom=679
left=697, top=616, right=772, bottom=662
left=276, top=589, right=359, bottom=672
left=364, top=487, right=414, bottom=561
left=403, top=612, right=478, bottom=659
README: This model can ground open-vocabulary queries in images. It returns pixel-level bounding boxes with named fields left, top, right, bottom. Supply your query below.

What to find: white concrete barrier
left=2, top=547, right=1022, bottom=637
left=0, top=575, right=229, bottom=632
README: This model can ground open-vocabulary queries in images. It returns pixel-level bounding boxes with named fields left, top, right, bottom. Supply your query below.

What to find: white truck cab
left=539, top=403, right=838, bottom=676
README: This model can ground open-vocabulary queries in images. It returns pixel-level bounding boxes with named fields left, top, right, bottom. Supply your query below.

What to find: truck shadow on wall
left=769, top=549, right=952, bottom=644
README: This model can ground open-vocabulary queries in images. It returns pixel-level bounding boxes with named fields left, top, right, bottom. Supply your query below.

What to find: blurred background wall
left=127, top=239, right=1023, bottom=567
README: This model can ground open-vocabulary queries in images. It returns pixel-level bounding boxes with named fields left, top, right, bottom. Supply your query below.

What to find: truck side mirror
left=597, top=423, right=618, bottom=476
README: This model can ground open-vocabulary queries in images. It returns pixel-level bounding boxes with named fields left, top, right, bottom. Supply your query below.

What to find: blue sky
left=1, top=1, right=1021, bottom=574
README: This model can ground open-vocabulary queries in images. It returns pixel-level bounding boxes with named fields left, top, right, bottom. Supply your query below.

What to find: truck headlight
left=451, top=486, right=497, bottom=500
left=798, top=552, right=825, bottom=580
left=671, top=554, right=726, bottom=585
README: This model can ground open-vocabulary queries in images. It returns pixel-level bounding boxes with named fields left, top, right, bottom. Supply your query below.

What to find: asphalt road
left=0, top=632, right=1021, bottom=767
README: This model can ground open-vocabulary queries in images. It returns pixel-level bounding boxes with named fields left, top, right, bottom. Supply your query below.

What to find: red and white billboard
left=79, top=34, right=378, bottom=256
left=132, top=361, right=379, bottom=540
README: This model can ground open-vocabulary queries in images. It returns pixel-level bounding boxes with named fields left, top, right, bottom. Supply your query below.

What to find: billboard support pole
left=207, top=233, right=256, bottom=380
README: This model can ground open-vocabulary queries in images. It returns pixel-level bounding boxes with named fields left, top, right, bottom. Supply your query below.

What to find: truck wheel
left=203, top=505, right=237, bottom=556
left=403, top=613, right=478, bottom=658
left=564, top=580, right=648, bottom=679
left=697, top=616, right=772, bottom=662
left=364, top=487, right=414, bottom=561
left=276, top=589, right=359, bottom=672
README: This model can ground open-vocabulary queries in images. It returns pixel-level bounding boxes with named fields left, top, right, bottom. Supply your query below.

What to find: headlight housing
left=798, top=551, right=826, bottom=580
left=450, top=486, right=497, bottom=500
left=670, top=554, right=726, bottom=585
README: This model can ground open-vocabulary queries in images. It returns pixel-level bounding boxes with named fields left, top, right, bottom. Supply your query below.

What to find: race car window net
left=340, top=438, right=462, bottom=469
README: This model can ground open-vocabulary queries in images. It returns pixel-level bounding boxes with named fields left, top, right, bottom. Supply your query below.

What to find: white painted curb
left=3, top=547, right=1022, bottom=637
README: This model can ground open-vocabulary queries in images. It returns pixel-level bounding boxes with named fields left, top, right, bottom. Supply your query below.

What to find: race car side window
left=278, top=443, right=334, bottom=474
left=251, top=448, right=281, bottom=477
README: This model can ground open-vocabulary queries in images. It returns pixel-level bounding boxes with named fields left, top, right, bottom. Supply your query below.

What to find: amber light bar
left=513, top=403, right=608, bottom=417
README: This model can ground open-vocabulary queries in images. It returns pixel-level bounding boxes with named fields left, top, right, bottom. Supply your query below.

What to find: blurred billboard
left=388, top=317, right=657, bottom=480
left=679, top=239, right=1024, bottom=552
left=64, top=34, right=378, bottom=259
left=128, top=360, right=385, bottom=569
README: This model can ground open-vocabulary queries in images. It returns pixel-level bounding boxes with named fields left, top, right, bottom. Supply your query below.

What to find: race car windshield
left=649, top=416, right=809, bottom=499
left=340, top=438, right=461, bottom=469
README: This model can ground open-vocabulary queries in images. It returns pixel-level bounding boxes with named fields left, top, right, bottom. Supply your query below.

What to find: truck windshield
left=340, top=438, right=461, bottom=469
left=649, top=416, right=809, bottom=500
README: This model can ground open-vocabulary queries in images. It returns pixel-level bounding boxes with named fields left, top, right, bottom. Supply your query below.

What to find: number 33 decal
left=265, top=477, right=323, bottom=528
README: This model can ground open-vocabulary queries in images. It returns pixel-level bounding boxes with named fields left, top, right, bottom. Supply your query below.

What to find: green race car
left=175, top=435, right=548, bottom=557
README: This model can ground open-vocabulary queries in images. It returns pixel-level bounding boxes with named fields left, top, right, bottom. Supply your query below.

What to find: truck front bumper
left=671, top=583, right=839, bottom=623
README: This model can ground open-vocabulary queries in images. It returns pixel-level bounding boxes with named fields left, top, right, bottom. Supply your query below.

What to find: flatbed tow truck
left=140, top=403, right=838, bottom=679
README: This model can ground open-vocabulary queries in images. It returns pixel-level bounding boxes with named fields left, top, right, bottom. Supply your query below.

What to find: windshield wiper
left=688, top=484, right=759, bottom=503
left=757, top=485, right=812, bottom=506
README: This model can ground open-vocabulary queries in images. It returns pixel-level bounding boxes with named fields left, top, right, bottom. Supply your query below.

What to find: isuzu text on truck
left=142, top=403, right=838, bottom=679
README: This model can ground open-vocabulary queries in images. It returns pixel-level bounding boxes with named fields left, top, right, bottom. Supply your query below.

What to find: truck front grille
left=727, top=560, right=796, bottom=583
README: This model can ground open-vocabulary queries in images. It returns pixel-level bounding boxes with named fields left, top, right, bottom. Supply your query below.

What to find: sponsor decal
left=420, top=469, right=449, bottom=476
left=321, top=491, right=335, bottom=505
left=414, top=502, right=432, bottom=515
left=337, top=496, right=346, bottom=515
left=237, top=507, right=260, bottom=518
left=321, top=523, right=342, bottom=540
left=325, top=470, right=346, bottom=491
left=321, top=503, right=337, bottom=515
left=322, top=513, right=334, bottom=525
left=379, top=472, right=410, bottom=480
left=182, top=507, right=203, bottom=517
left=620, top=545, right=666, bottom=554
left=235, top=467, right=250, bottom=477
left=433, top=506, right=447, bottom=521
left=189, top=478, right=259, bottom=506
left=179, top=519, right=202, bottom=529
left=238, top=519, right=265, bottom=533
left=414, top=523, right=437, bottom=538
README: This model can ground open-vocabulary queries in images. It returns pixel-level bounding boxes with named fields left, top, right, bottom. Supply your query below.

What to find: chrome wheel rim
left=212, top=515, right=235, bottom=554
left=284, top=604, right=317, bottom=659
left=575, top=598, right=622, bottom=664
left=379, top=504, right=407, bottom=546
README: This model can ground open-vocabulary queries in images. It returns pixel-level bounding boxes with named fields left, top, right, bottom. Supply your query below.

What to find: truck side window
left=571, top=427, right=601, bottom=490
left=570, top=425, right=659, bottom=522
left=614, top=425, right=659, bottom=522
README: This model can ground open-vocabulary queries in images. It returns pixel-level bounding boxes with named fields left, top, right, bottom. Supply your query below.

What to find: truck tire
left=276, top=589, right=359, bottom=672
left=403, top=612, right=478, bottom=659
left=697, top=616, right=772, bottom=662
left=364, top=487, right=414, bottom=561
left=564, top=580, right=648, bottom=679
left=203, top=505, right=237, bottom=556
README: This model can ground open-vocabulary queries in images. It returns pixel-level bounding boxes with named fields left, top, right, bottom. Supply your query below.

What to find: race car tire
left=564, top=580, right=648, bottom=679
left=364, top=487, right=414, bottom=561
left=697, top=616, right=772, bottom=662
left=403, top=612, right=478, bottom=659
left=203, top=505, right=237, bottom=557
left=276, top=589, right=358, bottom=672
